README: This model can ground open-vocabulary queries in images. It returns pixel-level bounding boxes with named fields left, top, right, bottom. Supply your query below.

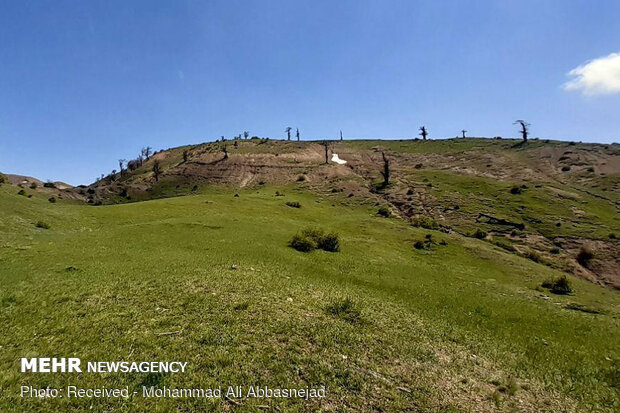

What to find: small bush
left=542, top=276, right=572, bottom=295
left=290, top=228, right=340, bottom=253
left=549, top=247, right=560, bottom=254
left=561, top=166, right=571, bottom=172
left=17, top=189, right=26, bottom=196
left=0, top=172, right=6, bottom=185
left=43, top=181, right=56, bottom=188
left=30, top=182, right=38, bottom=189
left=413, top=240, right=426, bottom=250
left=35, top=221, right=50, bottom=229
left=286, top=201, right=301, bottom=208
left=377, top=206, right=391, bottom=217
left=411, top=216, right=439, bottom=230
left=524, top=249, right=544, bottom=264
left=576, top=246, right=594, bottom=268
left=509, top=186, right=522, bottom=195
left=609, top=233, right=616, bottom=240
left=472, top=228, right=487, bottom=239
left=318, top=233, right=340, bottom=252
left=325, top=298, right=362, bottom=323
left=48, top=197, right=57, bottom=203
left=289, top=233, right=317, bottom=252
left=296, top=175, right=306, bottom=182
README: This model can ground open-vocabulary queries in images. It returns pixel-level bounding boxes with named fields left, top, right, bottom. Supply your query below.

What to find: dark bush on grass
left=549, top=247, right=560, bottom=254
left=576, top=246, right=594, bottom=268
left=561, top=166, right=571, bottom=172
left=610, top=233, right=617, bottom=240
left=30, top=182, right=38, bottom=189
left=510, top=186, right=523, bottom=195
left=472, top=228, right=487, bottom=239
left=286, top=201, right=301, bottom=208
left=17, top=189, right=26, bottom=196
left=318, top=233, right=340, bottom=252
left=411, top=216, right=439, bottom=230
left=297, top=175, right=306, bottom=182
left=413, top=240, right=426, bottom=250
left=377, top=206, right=390, bottom=217
left=542, top=276, right=572, bottom=295
left=48, top=197, right=56, bottom=203
left=289, top=233, right=317, bottom=252
left=35, top=221, right=50, bottom=229
left=290, top=228, right=340, bottom=253
left=0, top=172, right=6, bottom=185
left=325, top=298, right=362, bottom=323
left=43, top=181, right=56, bottom=188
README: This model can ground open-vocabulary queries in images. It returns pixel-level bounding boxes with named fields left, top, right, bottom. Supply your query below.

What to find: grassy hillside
left=1, top=182, right=619, bottom=411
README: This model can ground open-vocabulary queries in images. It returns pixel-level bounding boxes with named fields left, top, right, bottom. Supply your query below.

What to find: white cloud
left=564, top=52, right=620, bottom=96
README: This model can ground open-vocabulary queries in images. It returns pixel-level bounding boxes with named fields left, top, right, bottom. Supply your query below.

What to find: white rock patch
left=331, top=153, right=347, bottom=164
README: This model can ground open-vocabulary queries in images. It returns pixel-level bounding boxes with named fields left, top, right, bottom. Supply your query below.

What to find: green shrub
left=0, top=172, right=6, bottom=185
left=524, top=249, right=544, bottom=264
left=35, top=221, right=50, bottom=229
left=290, top=228, right=340, bottom=253
left=510, top=186, right=522, bottom=194
left=472, top=228, right=487, bottom=239
left=318, top=233, right=340, bottom=252
left=610, top=233, right=617, bottom=240
left=296, top=175, right=306, bottom=182
left=289, top=233, right=317, bottom=252
left=411, top=216, right=439, bottom=230
left=549, top=247, right=560, bottom=254
left=30, top=182, right=38, bottom=189
left=17, top=189, right=26, bottom=196
left=413, top=240, right=426, bottom=250
left=285, top=201, right=301, bottom=208
left=377, top=206, right=390, bottom=217
left=48, top=197, right=57, bottom=203
left=43, top=181, right=56, bottom=188
left=542, top=276, right=572, bottom=295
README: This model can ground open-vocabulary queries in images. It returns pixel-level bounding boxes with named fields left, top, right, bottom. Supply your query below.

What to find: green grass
left=1, top=184, right=619, bottom=411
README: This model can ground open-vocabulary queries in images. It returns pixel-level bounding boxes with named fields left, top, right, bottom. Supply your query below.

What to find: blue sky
left=1, top=0, right=619, bottom=185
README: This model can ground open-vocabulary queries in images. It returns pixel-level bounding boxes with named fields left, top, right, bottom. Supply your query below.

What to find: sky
left=1, top=0, right=619, bottom=185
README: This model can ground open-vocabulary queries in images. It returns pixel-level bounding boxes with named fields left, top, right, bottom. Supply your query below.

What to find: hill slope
left=0, top=182, right=619, bottom=411
left=76, top=138, right=620, bottom=289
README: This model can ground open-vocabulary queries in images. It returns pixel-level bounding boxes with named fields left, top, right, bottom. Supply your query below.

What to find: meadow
left=1, top=183, right=618, bottom=411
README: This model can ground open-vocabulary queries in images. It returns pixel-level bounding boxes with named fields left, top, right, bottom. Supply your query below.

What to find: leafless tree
left=296, top=128, right=300, bottom=141
left=461, top=130, right=467, bottom=138
left=340, top=130, right=343, bottom=141
left=419, top=126, right=428, bottom=141
left=243, top=131, right=249, bottom=140
left=380, top=152, right=390, bottom=187
left=322, top=141, right=330, bottom=164
left=118, top=159, right=126, bottom=177
left=141, top=147, right=152, bottom=161
left=285, top=127, right=292, bottom=141
left=152, top=160, right=161, bottom=182
left=137, top=154, right=144, bottom=167
left=514, top=120, right=529, bottom=141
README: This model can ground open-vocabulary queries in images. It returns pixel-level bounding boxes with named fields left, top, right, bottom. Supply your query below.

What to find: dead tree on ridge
left=380, top=152, right=390, bottom=187
left=285, top=127, right=292, bottom=141
left=296, top=128, right=300, bottom=141
left=152, top=160, right=161, bottom=182
left=340, top=130, right=343, bottom=141
left=118, top=159, right=126, bottom=177
left=243, top=131, right=249, bottom=140
left=322, top=141, right=330, bottom=164
left=419, top=126, right=428, bottom=141
left=514, top=120, right=529, bottom=141
left=461, top=130, right=467, bottom=138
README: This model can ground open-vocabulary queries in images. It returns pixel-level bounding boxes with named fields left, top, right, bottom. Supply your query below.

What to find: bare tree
left=461, top=129, right=467, bottom=138
left=182, top=150, right=188, bottom=163
left=514, top=120, right=529, bottom=141
left=380, top=152, right=390, bottom=187
left=285, top=127, right=292, bottom=141
left=322, top=141, right=330, bottom=164
left=296, top=128, right=300, bottom=141
left=243, top=131, right=249, bottom=140
left=137, top=154, right=144, bottom=167
left=419, top=126, right=428, bottom=141
left=152, top=160, right=161, bottom=182
left=340, top=130, right=343, bottom=141
left=118, top=159, right=126, bottom=177
left=141, top=147, right=152, bottom=161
